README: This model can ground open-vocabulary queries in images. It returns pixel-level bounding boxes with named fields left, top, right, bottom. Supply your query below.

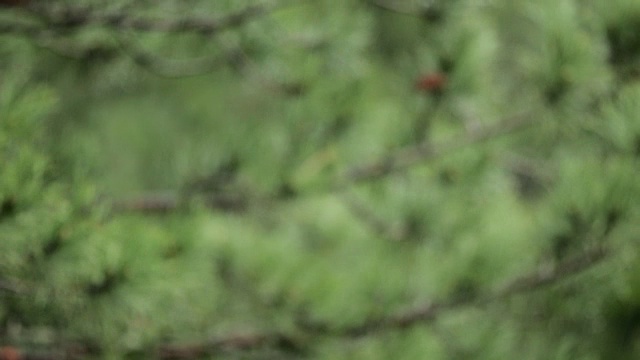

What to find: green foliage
left=1, top=0, right=640, bottom=359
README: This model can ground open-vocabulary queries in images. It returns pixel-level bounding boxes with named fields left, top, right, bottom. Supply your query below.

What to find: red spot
left=0, top=346, right=21, bottom=360
left=415, top=73, right=447, bottom=93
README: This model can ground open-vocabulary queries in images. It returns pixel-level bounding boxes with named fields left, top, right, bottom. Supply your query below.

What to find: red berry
left=415, top=73, right=447, bottom=92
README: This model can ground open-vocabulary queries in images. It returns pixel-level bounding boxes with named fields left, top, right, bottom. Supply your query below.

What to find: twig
left=1, top=2, right=280, bottom=38
left=5, top=246, right=610, bottom=359
left=110, top=192, right=248, bottom=214
left=367, top=0, right=420, bottom=16
left=4, top=330, right=300, bottom=359
left=33, top=2, right=278, bottom=35
left=108, top=110, right=536, bottom=215
left=337, top=110, right=535, bottom=187
left=117, top=36, right=242, bottom=78
left=157, top=331, right=301, bottom=359
left=489, top=245, right=608, bottom=300
left=341, top=192, right=409, bottom=242
left=0, top=2, right=280, bottom=77
left=301, top=245, right=609, bottom=337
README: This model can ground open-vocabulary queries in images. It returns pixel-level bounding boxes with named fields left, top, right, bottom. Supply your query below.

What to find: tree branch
left=301, top=245, right=609, bottom=337
left=5, top=246, right=610, bottom=359
left=109, top=191, right=249, bottom=214
left=157, top=331, right=302, bottom=359
left=117, top=36, right=244, bottom=78
left=0, top=331, right=300, bottom=360
left=341, top=191, right=410, bottom=242
left=337, top=110, right=535, bottom=187
left=34, top=2, right=278, bottom=34
left=107, top=110, right=536, bottom=215
left=0, top=2, right=280, bottom=38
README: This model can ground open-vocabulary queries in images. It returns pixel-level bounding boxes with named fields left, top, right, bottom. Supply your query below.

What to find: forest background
left=1, top=0, right=640, bottom=359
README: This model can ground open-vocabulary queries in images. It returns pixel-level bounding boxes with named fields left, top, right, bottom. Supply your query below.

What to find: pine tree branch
left=0, top=2, right=282, bottom=45
left=117, top=36, right=245, bottom=78
left=337, top=110, right=535, bottom=187
left=19, top=2, right=280, bottom=35
left=157, top=331, right=302, bottom=359
left=0, top=2, right=283, bottom=77
left=4, top=331, right=301, bottom=360
left=6, top=246, right=609, bottom=359
left=110, top=191, right=249, bottom=214
left=107, top=110, right=536, bottom=215
left=301, top=245, right=609, bottom=337
left=488, top=245, right=608, bottom=300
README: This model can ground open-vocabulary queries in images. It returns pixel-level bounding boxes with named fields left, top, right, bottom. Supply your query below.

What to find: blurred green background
left=1, top=0, right=640, bottom=358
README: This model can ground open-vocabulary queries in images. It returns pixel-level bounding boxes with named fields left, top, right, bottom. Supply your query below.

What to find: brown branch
left=337, top=110, right=535, bottom=187
left=38, top=2, right=278, bottom=34
left=489, top=245, right=608, bottom=300
left=118, top=37, right=243, bottom=78
left=0, top=2, right=290, bottom=78
left=108, top=110, right=536, bottom=215
left=157, top=331, right=302, bottom=359
left=110, top=192, right=249, bottom=214
left=0, top=3, right=281, bottom=78
left=301, top=245, right=609, bottom=337
left=0, top=2, right=280, bottom=37
left=9, top=328, right=290, bottom=359
left=5, top=330, right=301, bottom=360
left=5, top=246, right=610, bottom=359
